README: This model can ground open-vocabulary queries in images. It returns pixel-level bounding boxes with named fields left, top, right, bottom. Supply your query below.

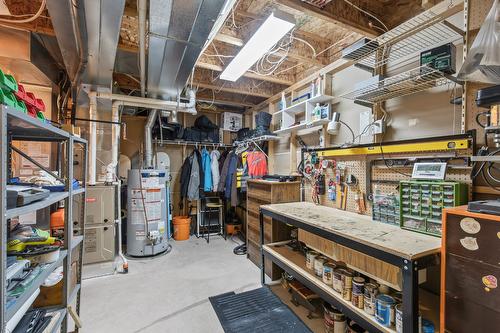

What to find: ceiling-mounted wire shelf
left=341, top=65, right=453, bottom=104
left=345, top=1, right=464, bottom=70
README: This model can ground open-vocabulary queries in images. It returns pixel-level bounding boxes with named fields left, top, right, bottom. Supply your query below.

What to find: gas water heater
left=126, top=169, right=169, bottom=256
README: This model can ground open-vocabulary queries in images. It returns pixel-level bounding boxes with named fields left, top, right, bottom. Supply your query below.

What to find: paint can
left=363, top=283, right=379, bottom=315
left=332, top=268, right=343, bottom=293
left=323, top=302, right=346, bottom=333
left=352, top=277, right=365, bottom=309
left=322, top=261, right=336, bottom=286
left=375, top=294, right=395, bottom=327
left=347, top=320, right=366, bottom=333
left=421, top=318, right=435, bottom=333
left=314, top=255, right=327, bottom=277
left=340, top=269, right=353, bottom=301
left=306, top=250, right=318, bottom=270
left=395, top=303, right=403, bottom=333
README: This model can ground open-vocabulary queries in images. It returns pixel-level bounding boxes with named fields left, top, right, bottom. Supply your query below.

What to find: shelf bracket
left=10, top=145, right=65, bottom=183
left=353, top=100, right=374, bottom=109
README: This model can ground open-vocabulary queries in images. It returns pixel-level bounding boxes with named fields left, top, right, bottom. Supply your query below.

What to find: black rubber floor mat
left=209, top=287, right=312, bottom=333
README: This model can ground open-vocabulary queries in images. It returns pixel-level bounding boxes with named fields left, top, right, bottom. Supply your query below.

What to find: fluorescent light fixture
left=220, top=11, right=295, bottom=81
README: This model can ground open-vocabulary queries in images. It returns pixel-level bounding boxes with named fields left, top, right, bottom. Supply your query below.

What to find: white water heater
left=126, top=169, right=169, bottom=256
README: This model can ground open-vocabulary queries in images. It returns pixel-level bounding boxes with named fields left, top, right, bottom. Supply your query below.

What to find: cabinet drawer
left=247, top=210, right=271, bottom=228
left=247, top=182, right=272, bottom=202
left=445, top=292, right=500, bottom=333
left=247, top=219, right=271, bottom=244
left=247, top=241, right=272, bottom=274
left=445, top=253, right=500, bottom=313
left=446, top=212, right=500, bottom=267
left=247, top=198, right=267, bottom=216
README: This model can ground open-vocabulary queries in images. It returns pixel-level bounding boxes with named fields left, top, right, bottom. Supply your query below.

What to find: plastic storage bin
left=399, top=180, right=468, bottom=236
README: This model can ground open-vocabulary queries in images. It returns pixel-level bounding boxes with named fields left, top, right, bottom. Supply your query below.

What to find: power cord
left=230, top=231, right=247, bottom=255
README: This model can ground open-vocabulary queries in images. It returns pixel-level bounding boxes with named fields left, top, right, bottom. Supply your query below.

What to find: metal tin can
left=375, top=294, right=395, bottom=327
left=322, top=261, right=336, bottom=286
left=323, top=302, right=346, bottom=333
left=340, top=269, right=353, bottom=301
left=306, top=250, right=318, bottom=270
left=352, top=277, right=365, bottom=309
left=332, top=268, right=343, bottom=293
left=314, top=255, right=327, bottom=277
left=395, top=303, right=403, bottom=333
left=347, top=320, right=366, bottom=333
left=363, top=283, right=379, bottom=316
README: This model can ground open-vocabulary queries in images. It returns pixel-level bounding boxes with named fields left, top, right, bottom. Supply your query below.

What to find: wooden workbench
left=261, top=202, right=441, bottom=260
left=259, top=201, right=442, bottom=333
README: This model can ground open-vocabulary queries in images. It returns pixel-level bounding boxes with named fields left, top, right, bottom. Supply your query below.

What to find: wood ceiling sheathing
left=2, top=0, right=430, bottom=110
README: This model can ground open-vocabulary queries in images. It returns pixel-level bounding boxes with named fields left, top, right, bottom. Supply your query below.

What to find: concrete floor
left=80, top=236, right=261, bottom=333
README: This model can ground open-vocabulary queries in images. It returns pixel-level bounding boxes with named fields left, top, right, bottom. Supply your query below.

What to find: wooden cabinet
left=246, top=180, right=300, bottom=280
left=441, top=206, right=500, bottom=333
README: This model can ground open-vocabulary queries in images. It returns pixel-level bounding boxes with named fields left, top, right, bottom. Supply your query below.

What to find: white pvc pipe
left=138, top=0, right=147, bottom=97
left=88, top=92, right=97, bottom=185
left=95, top=91, right=197, bottom=114
left=144, top=109, right=158, bottom=168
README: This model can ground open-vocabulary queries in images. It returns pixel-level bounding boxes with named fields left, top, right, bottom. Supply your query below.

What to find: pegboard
left=302, top=155, right=369, bottom=214
left=301, top=135, right=474, bottom=217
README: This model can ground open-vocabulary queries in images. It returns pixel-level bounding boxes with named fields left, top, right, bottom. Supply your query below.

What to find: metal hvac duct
left=147, top=0, right=227, bottom=100
left=46, top=0, right=86, bottom=83
left=82, top=0, right=126, bottom=88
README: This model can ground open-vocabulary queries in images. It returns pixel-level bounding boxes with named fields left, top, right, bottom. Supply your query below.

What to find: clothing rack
left=233, top=135, right=279, bottom=158
left=153, top=139, right=233, bottom=148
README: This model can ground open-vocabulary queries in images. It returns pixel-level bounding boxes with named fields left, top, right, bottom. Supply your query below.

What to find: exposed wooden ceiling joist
left=275, top=0, right=380, bottom=37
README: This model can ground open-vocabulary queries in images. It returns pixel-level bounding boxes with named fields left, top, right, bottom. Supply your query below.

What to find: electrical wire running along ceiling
left=147, top=0, right=227, bottom=100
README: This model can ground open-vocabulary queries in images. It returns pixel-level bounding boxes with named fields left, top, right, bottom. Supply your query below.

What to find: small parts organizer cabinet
left=441, top=206, right=500, bottom=333
left=246, top=180, right=300, bottom=280
left=400, top=181, right=467, bottom=236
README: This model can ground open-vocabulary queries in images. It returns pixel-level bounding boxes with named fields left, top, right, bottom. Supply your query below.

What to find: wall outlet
left=372, top=119, right=385, bottom=135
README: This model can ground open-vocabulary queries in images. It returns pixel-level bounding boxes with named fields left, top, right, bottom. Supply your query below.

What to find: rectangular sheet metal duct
left=147, top=0, right=226, bottom=99
left=83, top=0, right=126, bottom=88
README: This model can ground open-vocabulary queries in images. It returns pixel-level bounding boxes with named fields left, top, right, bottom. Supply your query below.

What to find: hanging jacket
left=201, top=148, right=212, bottom=192
left=219, top=149, right=229, bottom=173
left=231, top=167, right=238, bottom=207
left=180, top=155, right=192, bottom=202
left=225, top=152, right=238, bottom=200
left=218, top=151, right=232, bottom=192
left=247, top=151, right=268, bottom=177
left=210, top=150, right=221, bottom=192
left=187, top=153, right=200, bottom=200
left=193, top=148, right=204, bottom=199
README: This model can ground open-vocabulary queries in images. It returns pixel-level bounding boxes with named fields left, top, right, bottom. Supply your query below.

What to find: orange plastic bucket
left=173, top=216, right=191, bottom=241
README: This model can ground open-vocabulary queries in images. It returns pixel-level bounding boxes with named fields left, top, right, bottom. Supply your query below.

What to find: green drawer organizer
left=399, top=181, right=467, bottom=236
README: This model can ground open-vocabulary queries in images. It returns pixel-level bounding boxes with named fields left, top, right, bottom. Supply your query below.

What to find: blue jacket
left=201, top=148, right=212, bottom=192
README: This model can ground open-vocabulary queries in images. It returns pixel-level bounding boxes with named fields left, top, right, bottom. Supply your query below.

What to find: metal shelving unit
left=0, top=105, right=87, bottom=333
left=345, top=0, right=464, bottom=70
left=341, top=65, right=453, bottom=104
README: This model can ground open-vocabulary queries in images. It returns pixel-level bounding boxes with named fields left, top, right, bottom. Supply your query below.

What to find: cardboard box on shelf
left=221, top=112, right=243, bottom=132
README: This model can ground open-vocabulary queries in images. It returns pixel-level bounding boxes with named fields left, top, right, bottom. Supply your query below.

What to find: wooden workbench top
left=260, top=202, right=442, bottom=260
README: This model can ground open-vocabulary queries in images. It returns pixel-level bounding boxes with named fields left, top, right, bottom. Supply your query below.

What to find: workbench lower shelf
left=263, top=242, right=396, bottom=333
left=268, top=284, right=324, bottom=333
left=263, top=242, right=441, bottom=333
